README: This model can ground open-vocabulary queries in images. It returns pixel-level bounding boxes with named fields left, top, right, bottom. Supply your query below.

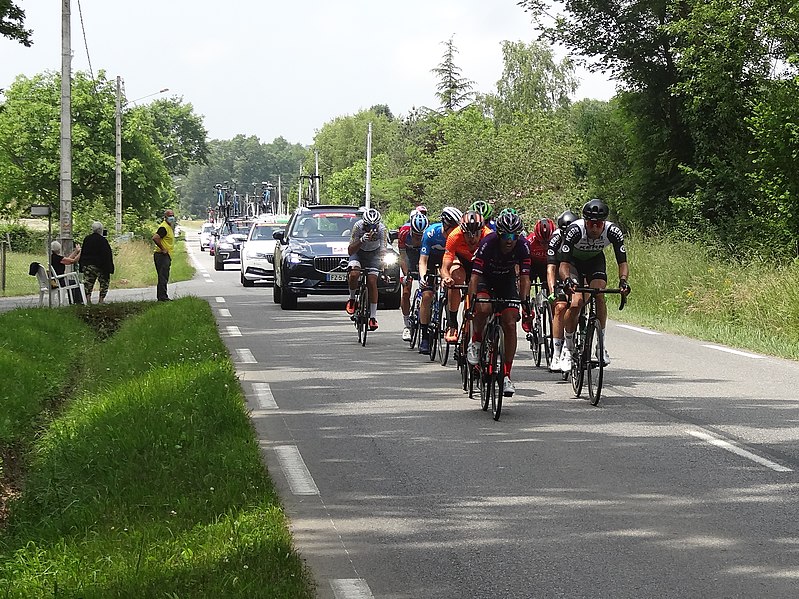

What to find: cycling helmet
left=415, top=204, right=428, bottom=215
left=533, top=218, right=556, bottom=243
left=557, top=210, right=578, bottom=231
left=410, top=212, right=429, bottom=234
left=582, top=198, right=609, bottom=221
left=440, top=206, right=463, bottom=229
left=460, top=210, right=485, bottom=236
left=362, top=208, right=382, bottom=226
left=469, top=200, right=493, bottom=220
left=498, top=207, right=519, bottom=218
left=496, top=212, right=524, bottom=235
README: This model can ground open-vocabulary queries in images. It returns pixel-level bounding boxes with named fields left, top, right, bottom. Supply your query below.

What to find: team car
left=199, top=222, right=215, bottom=251
left=240, top=216, right=290, bottom=287
left=272, top=205, right=401, bottom=310
left=213, top=219, right=253, bottom=271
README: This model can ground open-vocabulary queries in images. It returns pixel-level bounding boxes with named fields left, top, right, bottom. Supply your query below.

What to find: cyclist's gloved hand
left=619, top=279, right=631, bottom=295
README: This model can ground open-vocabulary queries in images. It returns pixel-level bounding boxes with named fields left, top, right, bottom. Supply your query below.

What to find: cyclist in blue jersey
left=558, top=199, right=630, bottom=371
left=466, top=211, right=532, bottom=396
left=417, top=206, right=463, bottom=354
left=398, top=211, right=429, bottom=341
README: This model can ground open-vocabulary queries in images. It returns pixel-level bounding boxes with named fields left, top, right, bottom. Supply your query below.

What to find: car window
left=202, top=224, right=214, bottom=233
left=290, top=213, right=358, bottom=239
left=250, top=225, right=283, bottom=241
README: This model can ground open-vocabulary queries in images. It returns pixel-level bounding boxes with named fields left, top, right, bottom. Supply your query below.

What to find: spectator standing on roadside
left=152, top=209, right=176, bottom=302
left=80, top=221, right=115, bottom=304
left=50, top=240, right=83, bottom=304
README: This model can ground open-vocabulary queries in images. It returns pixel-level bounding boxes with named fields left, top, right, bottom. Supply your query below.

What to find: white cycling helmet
left=440, top=206, right=463, bottom=229
left=362, top=208, right=382, bottom=226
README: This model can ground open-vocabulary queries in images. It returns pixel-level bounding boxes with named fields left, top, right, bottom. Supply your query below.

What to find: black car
left=272, top=205, right=401, bottom=310
left=213, top=219, right=253, bottom=271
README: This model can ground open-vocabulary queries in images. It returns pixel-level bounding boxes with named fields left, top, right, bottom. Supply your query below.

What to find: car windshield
left=225, top=222, right=251, bottom=235
left=250, top=225, right=283, bottom=241
left=202, top=224, right=214, bottom=233
left=290, top=213, right=358, bottom=239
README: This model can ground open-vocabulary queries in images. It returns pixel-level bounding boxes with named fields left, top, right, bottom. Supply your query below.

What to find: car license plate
left=327, top=272, right=348, bottom=282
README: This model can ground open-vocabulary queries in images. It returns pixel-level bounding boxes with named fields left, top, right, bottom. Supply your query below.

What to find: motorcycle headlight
left=383, top=252, right=398, bottom=266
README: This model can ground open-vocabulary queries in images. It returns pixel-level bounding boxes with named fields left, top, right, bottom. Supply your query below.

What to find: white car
left=199, top=222, right=216, bottom=251
left=240, top=219, right=289, bottom=286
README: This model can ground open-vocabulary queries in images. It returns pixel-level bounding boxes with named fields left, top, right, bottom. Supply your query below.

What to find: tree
left=483, top=40, right=577, bottom=121
left=431, top=36, right=474, bottom=112
left=137, top=98, right=209, bottom=176
left=0, top=1, right=32, bottom=46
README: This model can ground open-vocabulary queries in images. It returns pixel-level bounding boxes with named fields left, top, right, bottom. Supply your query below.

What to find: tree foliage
left=137, top=98, right=209, bottom=176
left=431, top=36, right=475, bottom=112
left=0, top=0, right=32, bottom=46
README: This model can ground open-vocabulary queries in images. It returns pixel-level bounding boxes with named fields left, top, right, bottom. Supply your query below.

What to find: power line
left=76, top=0, right=99, bottom=97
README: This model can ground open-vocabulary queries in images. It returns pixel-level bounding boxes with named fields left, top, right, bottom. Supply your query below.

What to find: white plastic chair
left=49, top=265, right=87, bottom=305
left=34, top=263, right=61, bottom=307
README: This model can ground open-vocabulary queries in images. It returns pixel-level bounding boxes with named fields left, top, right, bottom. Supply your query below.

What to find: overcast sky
left=1, top=0, right=617, bottom=146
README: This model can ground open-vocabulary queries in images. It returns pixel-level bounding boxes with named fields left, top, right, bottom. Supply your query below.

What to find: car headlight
left=286, top=252, right=306, bottom=264
left=383, top=252, right=398, bottom=266
left=246, top=250, right=266, bottom=259
left=219, top=242, right=234, bottom=250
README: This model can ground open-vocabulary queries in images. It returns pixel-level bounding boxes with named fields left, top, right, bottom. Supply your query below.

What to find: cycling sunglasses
left=499, top=233, right=518, bottom=241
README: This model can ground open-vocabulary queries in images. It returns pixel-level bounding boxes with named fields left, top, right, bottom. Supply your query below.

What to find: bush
left=0, top=223, right=47, bottom=254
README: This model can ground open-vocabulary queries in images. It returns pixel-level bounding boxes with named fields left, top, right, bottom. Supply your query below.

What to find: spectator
left=80, top=221, right=115, bottom=304
left=152, top=208, right=176, bottom=301
left=50, top=240, right=83, bottom=304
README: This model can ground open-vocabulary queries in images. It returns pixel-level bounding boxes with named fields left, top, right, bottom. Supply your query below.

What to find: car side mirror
left=273, top=230, right=285, bottom=242
left=388, top=229, right=399, bottom=243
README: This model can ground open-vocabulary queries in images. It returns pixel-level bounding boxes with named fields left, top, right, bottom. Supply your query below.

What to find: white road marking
left=702, top=345, right=764, bottom=359
left=215, top=297, right=226, bottom=303
left=617, top=324, right=661, bottom=336
left=253, top=383, right=278, bottom=409
left=226, top=325, right=241, bottom=337
left=218, top=308, right=231, bottom=317
left=330, top=579, right=374, bottom=599
left=235, top=348, right=256, bottom=364
left=687, top=429, right=793, bottom=472
left=274, top=445, right=320, bottom=495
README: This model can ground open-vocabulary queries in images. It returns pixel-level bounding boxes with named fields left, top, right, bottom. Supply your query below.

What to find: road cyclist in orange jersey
left=440, top=210, right=492, bottom=343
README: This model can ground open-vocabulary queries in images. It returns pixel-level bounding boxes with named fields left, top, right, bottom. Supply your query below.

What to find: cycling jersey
left=420, top=223, right=448, bottom=259
left=444, top=226, right=491, bottom=266
left=560, top=219, right=627, bottom=264
left=472, top=233, right=532, bottom=278
left=525, top=232, right=549, bottom=265
left=398, top=224, right=422, bottom=251
left=546, top=229, right=564, bottom=265
left=350, top=219, right=388, bottom=253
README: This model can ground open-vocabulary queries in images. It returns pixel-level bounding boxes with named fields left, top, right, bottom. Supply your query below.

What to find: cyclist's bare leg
left=591, top=277, right=608, bottom=328
left=500, top=308, right=519, bottom=376
left=420, top=288, right=434, bottom=326
left=347, top=267, right=360, bottom=293
left=367, top=273, right=379, bottom=318
left=401, top=278, right=412, bottom=318
left=448, top=264, right=465, bottom=312
left=471, top=293, right=492, bottom=343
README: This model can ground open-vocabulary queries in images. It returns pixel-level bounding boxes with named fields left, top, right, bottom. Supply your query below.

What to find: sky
left=1, top=0, right=617, bottom=146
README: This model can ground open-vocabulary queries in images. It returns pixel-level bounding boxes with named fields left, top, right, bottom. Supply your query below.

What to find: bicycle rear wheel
left=408, top=293, right=421, bottom=349
left=586, top=320, right=604, bottom=406
left=540, top=301, right=553, bottom=370
left=530, top=317, right=542, bottom=367
left=438, top=298, right=450, bottom=366
left=490, top=327, right=505, bottom=421
left=479, top=335, right=492, bottom=411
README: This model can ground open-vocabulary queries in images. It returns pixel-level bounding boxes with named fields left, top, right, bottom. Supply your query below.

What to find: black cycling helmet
left=557, top=210, right=578, bottom=231
left=440, top=206, right=464, bottom=229
left=460, top=210, right=485, bottom=236
left=495, top=212, right=524, bottom=235
left=582, top=199, right=609, bottom=221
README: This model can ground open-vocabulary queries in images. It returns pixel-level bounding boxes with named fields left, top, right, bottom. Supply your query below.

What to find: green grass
left=0, top=299, right=315, bottom=598
left=612, top=234, right=799, bottom=359
left=0, top=240, right=195, bottom=298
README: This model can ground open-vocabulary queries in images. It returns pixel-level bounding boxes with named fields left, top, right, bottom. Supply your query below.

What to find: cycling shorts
left=349, top=249, right=383, bottom=275
left=477, top=274, right=520, bottom=312
left=564, top=252, right=607, bottom=283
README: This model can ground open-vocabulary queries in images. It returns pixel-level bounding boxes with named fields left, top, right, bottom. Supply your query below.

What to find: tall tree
left=136, top=98, right=209, bottom=176
left=431, top=36, right=475, bottom=112
left=0, top=1, right=32, bottom=46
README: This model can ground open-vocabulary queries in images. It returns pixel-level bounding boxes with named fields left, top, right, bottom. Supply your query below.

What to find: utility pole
left=278, top=175, right=283, bottom=215
left=60, top=0, right=73, bottom=251
left=115, top=76, right=122, bottom=234
left=314, top=150, right=321, bottom=205
left=365, top=122, right=373, bottom=209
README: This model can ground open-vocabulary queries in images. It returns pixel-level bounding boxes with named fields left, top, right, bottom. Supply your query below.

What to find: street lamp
left=115, top=78, right=169, bottom=235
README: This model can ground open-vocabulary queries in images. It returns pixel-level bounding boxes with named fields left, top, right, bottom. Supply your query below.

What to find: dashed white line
left=226, top=325, right=241, bottom=337
left=702, top=345, right=764, bottom=359
left=330, top=579, right=374, bottom=599
left=253, top=383, right=278, bottom=409
left=215, top=297, right=226, bottom=303
left=274, top=445, right=320, bottom=495
left=687, top=429, right=792, bottom=472
left=218, top=308, right=231, bottom=317
left=617, top=324, right=661, bottom=336
left=235, top=348, right=256, bottom=364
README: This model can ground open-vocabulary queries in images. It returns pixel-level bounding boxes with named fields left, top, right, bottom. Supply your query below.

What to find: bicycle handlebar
left=570, top=286, right=628, bottom=311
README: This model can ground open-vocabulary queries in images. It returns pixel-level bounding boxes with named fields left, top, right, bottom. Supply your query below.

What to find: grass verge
left=0, top=298, right=314, bottom=598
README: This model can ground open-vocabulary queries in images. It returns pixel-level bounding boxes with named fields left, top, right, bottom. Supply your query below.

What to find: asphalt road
left=7, top=237, right=799, bottom=598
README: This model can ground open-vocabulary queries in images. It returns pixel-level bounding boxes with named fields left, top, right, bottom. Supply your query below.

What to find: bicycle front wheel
left=571, top=333, right=586, bottom=398
left=540, top=301, right=553, bottom=370
left=490, top=326, right=505, bottom=421
left=586, top=320, right=604, bottom=406
left=358, top=285, right=369, bottom=347
left=530, top=318, right=542, bottom=367
left=438, top=299, right=450, bottom=366
left=408, top=295, right=421, bottom=349
left=479, top=335, right=492, bottom=412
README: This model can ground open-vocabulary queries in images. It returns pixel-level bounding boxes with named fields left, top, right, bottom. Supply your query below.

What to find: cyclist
left=466, top=211, right=532, bottom=396
left=547, top=210, right=578, bottom=371
left=522, top=218, right=555, bottom=330
left=398, top=211, right=429, bottom=341
left=470, top=200, right=494, bottom=231
left=441, top=210, right=491, bottom=342
left=418, top=206, right=463, bottom=354
left=345, top=208, right=388, bottom=331
left=558, top=199, right=630, bottom=370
